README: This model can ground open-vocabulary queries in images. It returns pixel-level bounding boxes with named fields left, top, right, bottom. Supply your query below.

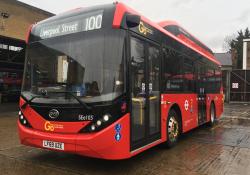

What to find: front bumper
left=18, top=114, right=131, bottom=160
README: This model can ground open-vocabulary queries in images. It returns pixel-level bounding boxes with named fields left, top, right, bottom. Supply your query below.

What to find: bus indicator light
left=91, top=125, right=96, bottom=131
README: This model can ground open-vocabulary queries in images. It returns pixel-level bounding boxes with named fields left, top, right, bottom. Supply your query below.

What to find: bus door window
left=148, top=45, right=160, bottom=135
left=131, top=38, right=145, bottom=98
left=196, top=63, right=207, bottom=124
left=130, top=37, right=146, bottom=142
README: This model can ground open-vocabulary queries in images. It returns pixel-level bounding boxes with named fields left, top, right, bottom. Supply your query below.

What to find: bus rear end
left=18, top=4, right=132, bottom=159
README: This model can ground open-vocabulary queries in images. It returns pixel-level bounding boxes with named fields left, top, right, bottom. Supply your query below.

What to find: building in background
left=222, top=39, right=250, bottom=103
left=243, top=39, right=250, bottom=70
left=0, top=0, right=53, bottom=103
left=229, top=38, right=250, bottom=102
left=214, top=53, right=232, bottom=103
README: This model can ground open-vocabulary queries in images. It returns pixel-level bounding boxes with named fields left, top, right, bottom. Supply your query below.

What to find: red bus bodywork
left=18, top=2, right=224, bottom=160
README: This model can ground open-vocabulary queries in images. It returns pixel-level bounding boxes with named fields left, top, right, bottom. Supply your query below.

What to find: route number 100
left=85, top=14, right=103, bottom=31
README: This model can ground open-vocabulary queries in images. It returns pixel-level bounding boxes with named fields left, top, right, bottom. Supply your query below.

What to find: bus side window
left=215, top=68, right=222, bottom=93
left=206, top=67, right=215, bottom=93
left=183, top=56, right=194, bottom=92
left=162, top=48, right=183, bottom=92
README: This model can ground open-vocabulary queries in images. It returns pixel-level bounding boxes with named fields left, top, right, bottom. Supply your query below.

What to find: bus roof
left=113, top=2, right=221, bottom=66
left=35, top=3, right=113, bottom=26
left=158, top=20, right=214, bottom=56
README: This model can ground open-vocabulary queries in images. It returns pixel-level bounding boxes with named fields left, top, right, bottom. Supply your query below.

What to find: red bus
left=18, top=2, right=224, bottom=159
left=0, top=70, right=23, bottom=102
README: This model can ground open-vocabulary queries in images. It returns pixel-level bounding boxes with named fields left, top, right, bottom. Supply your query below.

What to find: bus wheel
left=165, top=109, right=180, bottom=148
left=209, top=103, right=216, bottom=126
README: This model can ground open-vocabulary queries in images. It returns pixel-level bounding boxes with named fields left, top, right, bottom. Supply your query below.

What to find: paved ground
left=0, top=103, right=19, bottom=113
left=1, top=103, right=250, bottom=175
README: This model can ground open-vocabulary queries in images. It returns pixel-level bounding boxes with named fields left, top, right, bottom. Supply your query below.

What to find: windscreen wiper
left=21, top=91, right=91, bottom=110
left=48, top=91, right=92, bottom=110
left=21, top=95, right=44, bottom=109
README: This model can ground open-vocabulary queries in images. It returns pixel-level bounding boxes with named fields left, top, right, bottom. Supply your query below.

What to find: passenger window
left=183, top=57, right=194, bottom=92
left=162, top=48, right=183, bottom=92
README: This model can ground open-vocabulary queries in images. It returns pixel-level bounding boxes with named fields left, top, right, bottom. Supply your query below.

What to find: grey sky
left=18, top=0, right=250, bottom=52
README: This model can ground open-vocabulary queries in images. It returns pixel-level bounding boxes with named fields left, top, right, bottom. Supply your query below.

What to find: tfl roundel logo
left=184, top=100, right=189, bottom=111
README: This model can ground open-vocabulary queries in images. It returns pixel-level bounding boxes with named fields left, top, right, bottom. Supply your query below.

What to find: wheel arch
left=168, top=103, right=183, bottom=134
left=210, top=100, right=216, bottom=118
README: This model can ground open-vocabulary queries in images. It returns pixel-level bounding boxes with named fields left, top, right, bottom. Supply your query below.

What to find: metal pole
left=245, top=70, right=247, bottom=102
left=228, top=70, right=231, bottom=103
left=243, top=41, right=247, bottom=70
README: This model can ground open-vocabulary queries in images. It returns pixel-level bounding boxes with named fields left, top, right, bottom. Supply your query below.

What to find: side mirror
left=126, top=14, right=141, bottom=28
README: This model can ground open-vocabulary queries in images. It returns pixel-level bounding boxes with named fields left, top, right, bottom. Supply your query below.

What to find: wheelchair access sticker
left=115, top=124, right=122, bottom=141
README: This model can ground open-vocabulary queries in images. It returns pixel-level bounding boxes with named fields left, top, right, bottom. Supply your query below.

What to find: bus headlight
left=18, top=110, right=32, bottom=128
left=96, top=120, right=102, bottom=126
left=91, top=125, right=96, bottom=131
left=103, top=114, right=110, bottom=121
left=80, top=113, right=113, bottom=133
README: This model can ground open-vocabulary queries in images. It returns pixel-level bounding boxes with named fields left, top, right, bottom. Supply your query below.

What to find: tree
left=223, top=34, right=235, bottom=52
left=224, top=28, right=250, bottom=69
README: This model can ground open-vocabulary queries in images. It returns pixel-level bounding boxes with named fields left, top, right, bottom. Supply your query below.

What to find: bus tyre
left=165, top=109, right=180, bottom=148
left=209, top=103, right=216, bottom=126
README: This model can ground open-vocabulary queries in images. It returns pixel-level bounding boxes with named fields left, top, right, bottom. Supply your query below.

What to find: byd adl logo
left=44, top=121, right=64, bottom=131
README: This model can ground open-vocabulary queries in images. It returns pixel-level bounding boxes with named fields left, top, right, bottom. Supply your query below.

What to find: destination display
left=35, top=10, right=103, bottom=39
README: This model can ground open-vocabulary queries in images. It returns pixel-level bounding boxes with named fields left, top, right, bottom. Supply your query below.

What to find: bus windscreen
left=22, top=30, right=126, bottom=104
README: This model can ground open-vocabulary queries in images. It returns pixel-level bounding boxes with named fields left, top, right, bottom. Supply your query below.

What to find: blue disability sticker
left=115, top=133, right=121, bottom=141
left=115, top=124, right=121, bottom=132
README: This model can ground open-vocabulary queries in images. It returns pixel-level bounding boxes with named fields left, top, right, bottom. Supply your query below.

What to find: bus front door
left=197, top=66, right=207, bottom=125
left=130, top=36, right=161, bottom=151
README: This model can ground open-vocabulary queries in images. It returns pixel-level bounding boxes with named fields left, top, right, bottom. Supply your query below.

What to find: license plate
left=42, top=140, right=64, bottom=150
